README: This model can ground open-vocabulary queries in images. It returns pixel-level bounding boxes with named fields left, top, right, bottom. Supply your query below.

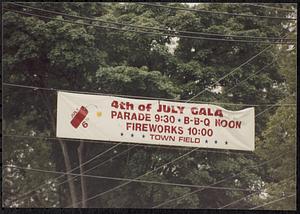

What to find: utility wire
left=212, top=57, right=278, bottom=106
left=152, top=96, right=295, bottom=208
left=254, top=93, right=295, bottom=118
left=244, top=3, right=296, bottom=12
left=11, top=145, right=138, bottom=205
left=2, top=83, right=297, bottom=107
left=3, top=8, right=295, bottom=45
left=137, top=3, right=297, bottom=21
left=5, top=142, right=122, bottom=205
left=152, top=152, right=286, bottom=208
left=65, top=102, right=286, bottom=208
left=2, top=3, right=296, bottom=209
left=4, top=46, right=294, bottom=207
left=3, top=7, right=295, bottom=206
left=3, top=134, right=255, bottom=156
left=3, top=133, right=252, bottom=205
left=2, top=39, right=292, bottom=206
left=2, top=77, right=296, bottom=207
left=218, top=175, right=295, bottom=209
left=255, top=105, right=279, bottom=118
left=4, top=87, right=292, bottom=206
left=186, top=33, right=291, bottom=102
left=4, top=131, right=256, bottom=205
left=4, top=165, right=253, bottom=192
left=58, top=145, right=138, bottom=187
left=249, top=193, right=296, bottom=210
left=6, top=2, right=296, bottom=42
left=2, top=8, right=295, bottom=106
left=223, top=58, right=277, bottom=94
left=66, top=147, right=199, bottom=207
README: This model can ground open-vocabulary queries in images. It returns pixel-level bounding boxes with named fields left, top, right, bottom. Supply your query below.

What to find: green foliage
left=3, top=2, right=296, bottom=209
left=93, top=66, right=179, bottom=97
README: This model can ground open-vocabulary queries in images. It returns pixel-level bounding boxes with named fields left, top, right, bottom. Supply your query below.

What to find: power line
left=6, top=142, right=122, bottom=205
left=6, top=144, right=137, bottom=205
left=6, top=2, right=296, bottom=42
left=2, top=3, right=296, bottom=209
left=218, top=175, right=295, bottom=209
left=137, top=3, right=297, bottom=21
left=4, top=165, right=253, bottom=192
left=56, top=145, right=138, bottom=188
left=3, top=8, right=295, bottom=45
left=3, top=132, right=253, bottom=205
left=249, top=193, right=296, bottom=210
left=187, top=43, right=276, bottom=102
left=3, top=131, right=254, bottom=204
left=254, top=93, right=295, bottom=118
left=223, top=58, right=277, bottom=94
left=2, top=42, right=296, bottom=204
left=66, top=147, right=199, bottom=207
left=3, top=134, right=255, bottom=156
left=69, top=96, right=293, bottom=207
left=244, top=3, right=296, bottom=12
left=213, top=58, right=278, bottom=106
left=3, top=140, right=137, bottom=204
left=3, top=5, right=294, bottom=206
left=255, top=104, right=280, bottom=118
left=152, top=152, right=286, bottom=208
left=4, top=87, right=292, bottom=206
left=2, top=83, right=297, bottom=107
left=4, top=52, right=294, bottom=208
left=2, top=8, right=296, bottom=106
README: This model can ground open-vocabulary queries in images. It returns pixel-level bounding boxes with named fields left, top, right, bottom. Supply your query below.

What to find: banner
left=56, top=91, right=255, bottom=151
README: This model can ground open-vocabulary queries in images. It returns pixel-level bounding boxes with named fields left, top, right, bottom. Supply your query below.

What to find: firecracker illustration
left=71, top=104, right=102, bottom=129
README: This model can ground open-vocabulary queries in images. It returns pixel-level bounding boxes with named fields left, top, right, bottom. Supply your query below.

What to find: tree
left=249, top=43, right=296, bottom=210
left=3, top=2, right=296, bottom=209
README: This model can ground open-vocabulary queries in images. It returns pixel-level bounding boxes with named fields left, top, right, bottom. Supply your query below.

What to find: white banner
left=56, top=91, right=255, bottom=151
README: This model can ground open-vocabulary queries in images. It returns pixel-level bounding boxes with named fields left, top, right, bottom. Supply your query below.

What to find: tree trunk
left=77, top=140, right=88, bottom=208
left=39, top=92, right=78, bottom=208
left=59, top=141, right=78, bottom=208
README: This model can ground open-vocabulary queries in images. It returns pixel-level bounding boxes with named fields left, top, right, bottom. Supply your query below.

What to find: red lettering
left=124, top=112, right=130, bottom=120
left=215, top=119, right=241, bottom=128
left=165, top=125, right=170, bottom=133
left=170, top=126, right=177, bottom=134
left=111, top=101, right=118, bottom=109
left=199, top=108, right=206, bottom=115
left=142, top=123, right=148, bottom=131
left=215, top=109, right=223, bottom=117
left=135, top=123, right=141, bottom=131
left=184, top=116, right=190, bottom=124
left=149, top=124, right=157, bottom=132
left=117, top=111, right=123, bottom=119
left=131, top=113, right=137, bottom=120
left=191, top=107, right=198, bottom=115
left=178, top=127, right=184, bottom=135
left=177, top=106, right=185, bottom=114
left=126, top=122, right=132, bottom=130
left=236, top=121, right=241, bottom=129
left=190, top=107, right=223, bottom=117
left=194, top=118, right=200, bottom=125
left=207, top=108, right=213, bottom=116
left=157, top=125, right=163, bottom=133
left=111, top=111, right=117, bottom=119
